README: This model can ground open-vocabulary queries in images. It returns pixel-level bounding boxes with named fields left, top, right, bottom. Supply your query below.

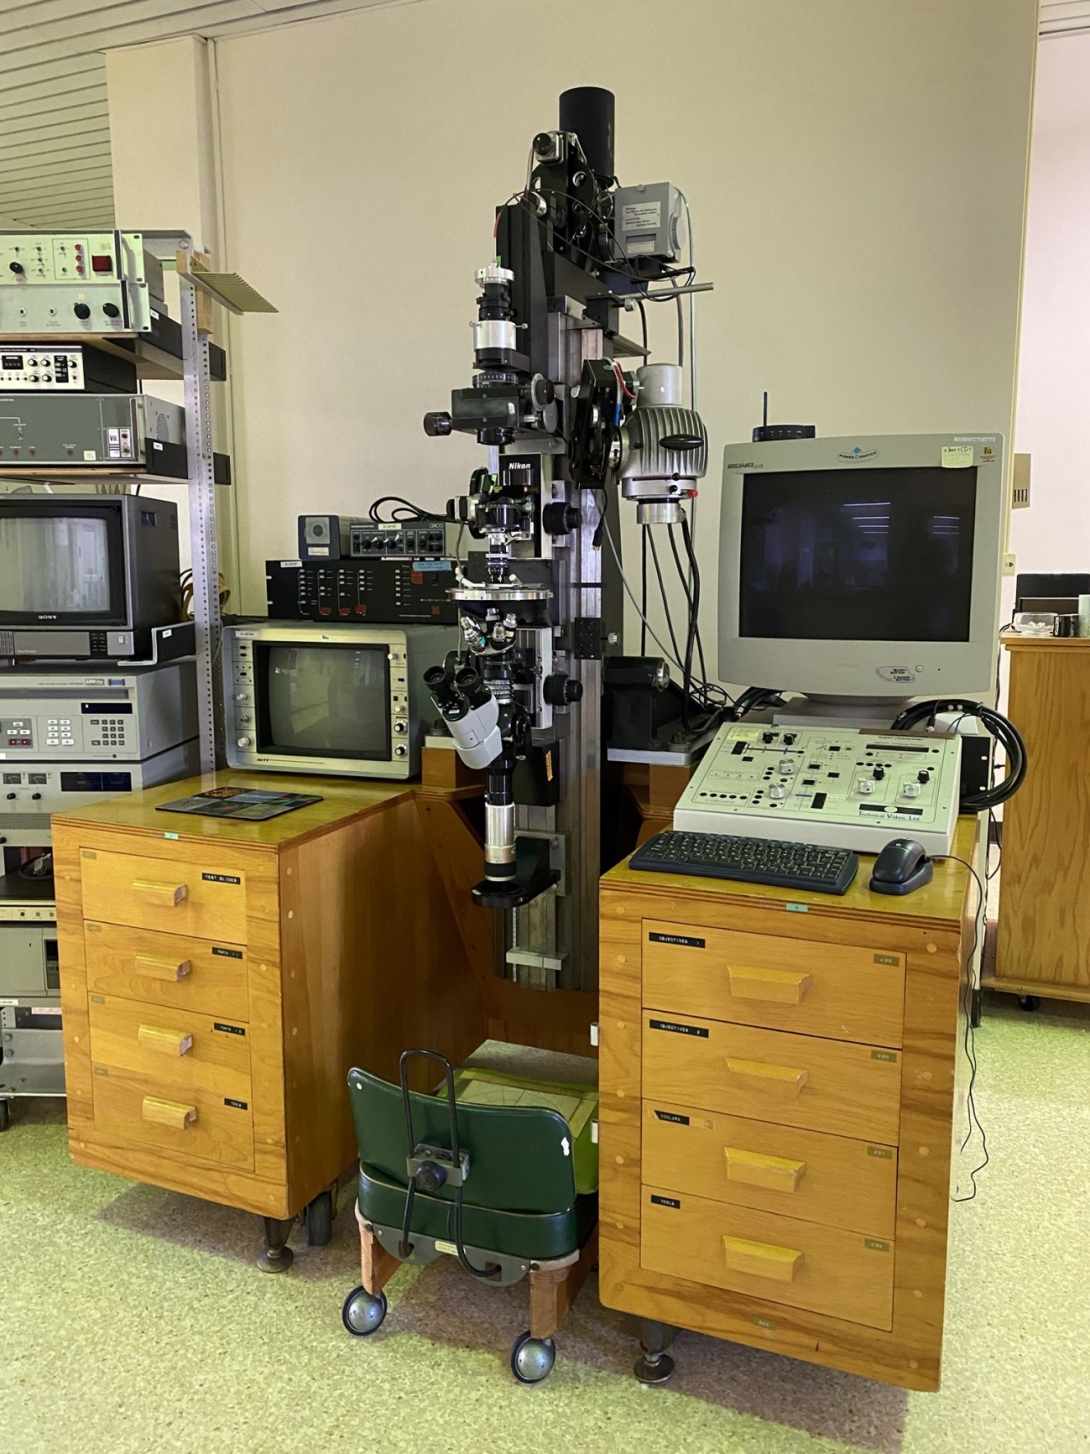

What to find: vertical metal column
left=179, top=253, right=222, bottom=775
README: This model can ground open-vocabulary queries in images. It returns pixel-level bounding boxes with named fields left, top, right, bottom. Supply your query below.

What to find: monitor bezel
left=253, top=638, right=393, bottom=762
left=0, top=498, right=127, bottom=627
left=717, top=433, right=1005, bottom=698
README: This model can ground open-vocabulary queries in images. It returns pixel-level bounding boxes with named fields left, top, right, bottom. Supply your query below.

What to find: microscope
left=424, top=88, right=709, bottom=993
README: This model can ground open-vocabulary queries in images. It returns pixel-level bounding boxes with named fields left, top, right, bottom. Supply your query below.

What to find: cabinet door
left=84, top=922, right=250, bottom=1022
left=79, top=847, right=248, bottom=943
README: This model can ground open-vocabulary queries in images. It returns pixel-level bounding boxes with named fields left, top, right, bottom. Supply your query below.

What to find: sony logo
left=37, top=614, right=58, bottom=621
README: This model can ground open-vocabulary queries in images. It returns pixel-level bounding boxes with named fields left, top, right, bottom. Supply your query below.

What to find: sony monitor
left=717, top=433, right=1005, bottom=699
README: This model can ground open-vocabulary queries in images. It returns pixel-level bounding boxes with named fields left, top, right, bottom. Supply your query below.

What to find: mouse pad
left=157, top=788, right=323, bottom=821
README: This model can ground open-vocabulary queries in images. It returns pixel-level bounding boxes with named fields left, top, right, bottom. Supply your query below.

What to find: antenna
left=751, top=390, right=816, bottom=443
left=762, top=390, right=769, bottom=431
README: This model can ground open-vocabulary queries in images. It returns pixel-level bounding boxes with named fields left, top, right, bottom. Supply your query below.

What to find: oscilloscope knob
left=236, top=736, right=252, bottom=749
left=393, top=744, right=408, bottom=757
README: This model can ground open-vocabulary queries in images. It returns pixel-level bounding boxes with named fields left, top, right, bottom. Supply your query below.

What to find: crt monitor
left=717, top=433, right=1005, bottom=699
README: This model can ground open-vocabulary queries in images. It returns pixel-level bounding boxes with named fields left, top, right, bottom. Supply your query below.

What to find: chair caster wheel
left=342, top=1285, right=387, bottom=1337
left=304, top=1189, right=334, bottom=1247
left=635, top=1350, right=676, bottom=1385
left=511, top=1331, right=556, bottom=1383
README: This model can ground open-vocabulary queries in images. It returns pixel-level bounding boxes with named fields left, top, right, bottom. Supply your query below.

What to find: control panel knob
left=5, top=792, right=15, bottom=800
left=31, top=792, right=41, bottom=801
left=235, top=692, right=248, bottom=702
left=236, top=736, right=252, bottom=749
left=778, top=759, right=795, bottom=775
left=872, top=765, right=885, bottom=780
left=783, top=732, right=797, bottom=746
left=762, top=731, right=776, bottom=744
left=918, top=769, right=930, bottom=783
left=27, top=374, right=38, bottom=383
left=543, top=672, right=584, bottom=706
left=102, top=302, right=120, bottom=319
left=423, top=411, right=453, bottom=437
left=902, top=781, right=921, bottom=798
left=542, top=502, right=582, bottom=536
left=73, top=302, right=91, bottom=320
left=393, top=744, right=408, bottom=757
left=393, top=720, right=408, bottom=735
left=9, top=261, right=24, bottom=275
left=769, top=784, right=786, bottom=801
left=858, top=779, right=875, bottom=795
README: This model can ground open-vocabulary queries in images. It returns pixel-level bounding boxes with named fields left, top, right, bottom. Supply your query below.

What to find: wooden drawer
left=92, top=1065, right=254, bottom=1171
left=642, top=1012, right=901, bottom=1143
left=84, top=921, right=250, bottom=1022
left=641, top=1100, right=897, bottom=1237
left=643, top=921, right=905, bottom=1048
left=88, top=994, right=251, bottom=1103
left=79, top=847, right=248, bottom=943
left=641, top=1185, right=895, bottom=1330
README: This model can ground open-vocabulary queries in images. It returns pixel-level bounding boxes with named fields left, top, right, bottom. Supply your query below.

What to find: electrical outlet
left=1003, top=552, right=1016, bottom=576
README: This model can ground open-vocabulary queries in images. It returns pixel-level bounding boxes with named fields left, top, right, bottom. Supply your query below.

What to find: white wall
left=1012, top=32, right=1090, bottom=576
left=198, top=0, right=1036, bottom=646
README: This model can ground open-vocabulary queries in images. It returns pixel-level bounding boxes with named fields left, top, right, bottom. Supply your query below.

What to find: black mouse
left=870, top=838, right=934, bottom=895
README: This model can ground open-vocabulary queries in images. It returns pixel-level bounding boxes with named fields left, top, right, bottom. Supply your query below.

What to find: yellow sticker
left=941, top=445, right=973, bottom=469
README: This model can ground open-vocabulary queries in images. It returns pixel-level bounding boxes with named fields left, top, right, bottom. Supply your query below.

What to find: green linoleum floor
left=2, top=998, right=1089, bottom=1454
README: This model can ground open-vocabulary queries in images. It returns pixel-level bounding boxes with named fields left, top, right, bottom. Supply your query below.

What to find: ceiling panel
left=1040, top=1, right=1090, bottom=36
left=0, top=0, right=422, bottom=229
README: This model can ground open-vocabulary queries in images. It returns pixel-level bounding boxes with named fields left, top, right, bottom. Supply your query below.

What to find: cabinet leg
left=257, top=1215, right=296, bottom=1273
left=634, top=1317, right=677, bottom=1385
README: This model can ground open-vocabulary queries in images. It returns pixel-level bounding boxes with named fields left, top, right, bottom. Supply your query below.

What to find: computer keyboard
left=629, top=830, right=859, bottom=895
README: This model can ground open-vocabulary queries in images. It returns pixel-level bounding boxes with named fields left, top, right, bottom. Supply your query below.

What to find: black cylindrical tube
left=559, top=87, right=615, bottom=184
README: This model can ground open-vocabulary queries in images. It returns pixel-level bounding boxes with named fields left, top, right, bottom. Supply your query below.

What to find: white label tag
left=82, top=449, right=96, bottom=460
left=622, top=201, right=662, bottom=231
left=941, top=445, right=973, bottom=469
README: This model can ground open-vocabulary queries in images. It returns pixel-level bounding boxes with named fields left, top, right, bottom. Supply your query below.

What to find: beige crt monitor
left=717, top=433, right=1005, bottom=701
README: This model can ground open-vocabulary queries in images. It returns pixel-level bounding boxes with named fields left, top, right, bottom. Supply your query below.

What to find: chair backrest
left=347, top=1066, right=578, bottom=1215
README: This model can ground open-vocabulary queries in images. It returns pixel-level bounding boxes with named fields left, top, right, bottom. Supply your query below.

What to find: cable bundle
left=889, top=699, right=1027, bottom=811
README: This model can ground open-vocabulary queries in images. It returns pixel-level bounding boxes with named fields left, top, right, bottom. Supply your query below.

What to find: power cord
left=943, top=853, right=990, bottom=1202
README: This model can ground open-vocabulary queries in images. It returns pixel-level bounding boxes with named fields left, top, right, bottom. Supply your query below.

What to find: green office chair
left=342, top=1049, right=598, bottom=1383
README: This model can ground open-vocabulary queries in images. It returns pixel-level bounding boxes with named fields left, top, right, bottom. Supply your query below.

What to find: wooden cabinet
left=55, top=772, right=488, bottom=1235
left=598, top=819, right=975, bottom=1392
left=994, top=635, right=1090, bottom=1004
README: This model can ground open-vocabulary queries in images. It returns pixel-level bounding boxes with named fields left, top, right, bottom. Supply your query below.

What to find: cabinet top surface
left=50, top=770, right=415, bottom=849
left=1001, top=631, right=1090, bottom=653
left=602, top=817, right=977, bottom=929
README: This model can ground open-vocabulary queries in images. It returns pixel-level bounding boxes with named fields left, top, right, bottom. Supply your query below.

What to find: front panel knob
left=423, top=411, right=453, bottom=437
left=769, top=784, right=786, bottom=801
left=543, top=673, right=584, bottom=707
left=393, top=744, right=408, bottom=757
left=393, top=720, right=408, bottom=734
left=236, top=736, right=252, bottom=749
left=73, top=302, right=91, bottom=320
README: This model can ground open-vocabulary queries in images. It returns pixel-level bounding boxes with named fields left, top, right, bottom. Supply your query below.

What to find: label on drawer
left=649, top=1019, right=710, bottom=1038
left=648, top=932, right=705, bottom=949
left=650, top=1194, right=681, bottom=1209
left=654, top=1109, right=691, bottom=1125
left=212, top=947, right=243, bottom=959
left=224, top=1098, right=249, bottom=1110
left=203, top=873, right=241, bottom=885
left=213, top=1022, right=246, bottom=1036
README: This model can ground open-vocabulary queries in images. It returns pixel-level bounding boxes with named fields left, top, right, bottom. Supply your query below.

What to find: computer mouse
left=869, top=838, right=934, bottom=895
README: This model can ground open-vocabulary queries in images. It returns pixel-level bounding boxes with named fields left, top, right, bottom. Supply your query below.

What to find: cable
left=944, top=853, right=990, bottom=1202
left=668, top=524, right=708, bottom=692
left=889, top=699, right=1027, bottom=811
left=636, top=298, right=648, bottom=357
left=679, top=517, right=701, bottom=731
left=368, top=495, right=429, bottom=523
left=640, top=527, right=648, bottom=655
left=647, top=530, right=683, bottom=665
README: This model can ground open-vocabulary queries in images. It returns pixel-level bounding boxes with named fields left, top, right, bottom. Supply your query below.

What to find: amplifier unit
left=266, top=558, right=458, bottom=625
left=0, top=344, right=136, bottom=392
left=349, top=518, right=459, bottom=558
left=0, top=231, right=163, bottom=336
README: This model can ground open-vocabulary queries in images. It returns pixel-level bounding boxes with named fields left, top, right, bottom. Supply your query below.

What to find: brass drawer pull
left=725, top=1057, right=809, bottom=1097
left=134, top=954, right=192, bottom=982
left=138, top=1024, right=193, bottom=1057
left=723, top=1234, right=802, bottom=1282
left=142, top=1096, right=197, bottom=1130
left=727, top=964, right=812, bottom=1005
left=724, top=1145, right=806, bottom=1193
left=132, top=879, right=188, bottom=909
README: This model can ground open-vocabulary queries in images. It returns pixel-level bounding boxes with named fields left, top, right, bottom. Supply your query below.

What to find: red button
left=91, top=255, right=113, bottom=273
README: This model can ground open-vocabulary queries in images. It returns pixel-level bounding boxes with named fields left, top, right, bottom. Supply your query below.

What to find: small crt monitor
left=717, top=434, right=1005, bottom=699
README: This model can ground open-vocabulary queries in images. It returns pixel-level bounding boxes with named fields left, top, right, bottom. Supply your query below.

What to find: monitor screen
left=0, top=515, right=111, bottom=613
left=257, top=643, right=390, bottom=759
left=738, top=467, right=977, bottom=642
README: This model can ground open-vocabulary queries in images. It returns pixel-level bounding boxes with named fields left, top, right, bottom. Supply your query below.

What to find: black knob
left=542, top=502, right=582, bottom=536
left=423, top=411, right=453, bottom=437
left=762, top=731, right=776, bottom=744
left=783, top=732, right=797, bottom=746
left=530, top=374, right=556, bottom=409
left=5, top=793, right=15, bottom=800
left=9, top=261, right=23, bottom=275
left=544, top=673, right=584, bottom=707
left=73, top=302, right=91, bottom=320
left=918, top=769, right=930, bottom=783
left=660, top=434, right=703, bottom=451
left=414, top=1161, right=447, bottom=1195
left=102, top=302, right=120, bottom=318
left=31, top=792, right=42, bottom=801
left=873, top=766, right=885, bottom=781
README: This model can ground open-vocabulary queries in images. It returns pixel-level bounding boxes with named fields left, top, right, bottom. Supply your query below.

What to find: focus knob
left=236, top=736, right=252, bottom=749
left=73, top=302, right=91, bottom=320
left=102, top=302, right=120, bottom=319
left=423, top=411, right=453, bottom=437
left=9, top=261, right=24, bottom=275
left=543, top=673, right=584, bottom=707
left=393, top=720, right=408, bottom=734
left=768, top=784, right=786, bottom=801
left=542, top=503, right=582, bottom=536
left=5, top=793, right=15, bottom=800
left=414, top=1162, right=447, bottom=1195
left=393, top=744, right=408, bottom=757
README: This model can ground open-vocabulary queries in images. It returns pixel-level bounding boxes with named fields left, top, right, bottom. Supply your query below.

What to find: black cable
left=369, top=495, right=429, bottom=523
left=640, top=527, right=648, bottom=656
left=889, top=699, right=1027, bottom=811
left=637, top=298, right=648, bottom=356
left=679, top=517, right=701, bottom=731
left=668, top=524, right=708, bottom=696
left=944, top=854, right=990, bottom=1203
left=647, top=530, right=683, bottom=666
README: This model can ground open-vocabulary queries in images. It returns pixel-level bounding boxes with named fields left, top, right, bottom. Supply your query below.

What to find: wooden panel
left=997, top=638, right=1090, bottom=990
left=641, top=1186, right=895, bottom=1330
left=84, top=921, right=250, bottom=1021
left=87, top=995, right=251, bottom=1102
left=642, top=1012, right=902, bottom=1143
left=641, top=1101, right=897, bottom=1237
left=643, top=920, right=905, bottom=1047
left=79, top=846, right=248, bottom=942
left=91, top=1066, right=254, bottom=1171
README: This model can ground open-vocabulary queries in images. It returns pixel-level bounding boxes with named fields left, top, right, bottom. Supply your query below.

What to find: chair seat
left=358, top=1163, right=597, bottom=1263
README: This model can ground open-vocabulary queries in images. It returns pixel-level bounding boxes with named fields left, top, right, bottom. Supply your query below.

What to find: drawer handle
left=723, top=1234, right=802, bottom=1283
left=138, top=1024, right=194, bottom=1057
left=132, top=879, right=188, bottom=909
left=134, top=954, right=192, bottom=983
left=142, top=1096, right=197, bottom=1130
left=724, top=1146, right=806, bottom=1193
left=725, top=1057, right=809, bottom=1098
left=727, top=964, right=812, bottom=1005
